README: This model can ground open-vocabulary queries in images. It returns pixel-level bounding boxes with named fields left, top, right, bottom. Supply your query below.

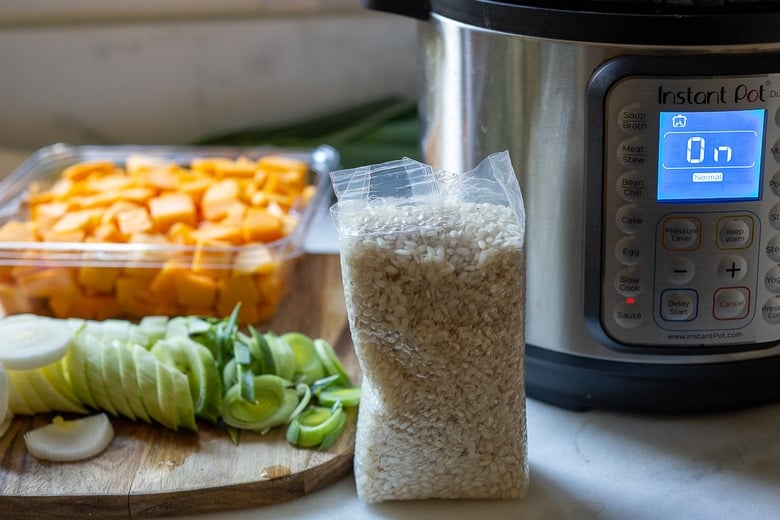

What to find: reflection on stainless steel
left=418, top=14, right=780, bottom=363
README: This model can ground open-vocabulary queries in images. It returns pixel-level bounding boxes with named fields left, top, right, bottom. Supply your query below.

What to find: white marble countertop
left=172, top=398, right=780, bottom=520
left=2, top=148, right=780, bottom=519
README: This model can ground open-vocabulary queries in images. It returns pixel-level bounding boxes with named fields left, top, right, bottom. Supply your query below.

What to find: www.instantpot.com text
left=667, top=331, right=743, bottom=341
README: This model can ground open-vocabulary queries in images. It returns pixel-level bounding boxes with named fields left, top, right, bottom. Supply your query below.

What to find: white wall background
left=0, top=1, right=419, bottom=148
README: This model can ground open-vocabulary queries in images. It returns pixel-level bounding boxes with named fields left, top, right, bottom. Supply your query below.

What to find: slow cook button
left=614, top=268, right=642, bottom=296
left=761, top=295, right=780, bottom=324
left=713, top=287, right=750, bottom=320
left=617, top=102, right=649, bottom=134
left=614, top=236, right=643, bottom=265
left=617, top=136, right=647, bottom=167
left=660, top=289, right=698, bottom=321
left=613, top=301, right=643, bottom=328
left=615, top=204, right=644, bottom=234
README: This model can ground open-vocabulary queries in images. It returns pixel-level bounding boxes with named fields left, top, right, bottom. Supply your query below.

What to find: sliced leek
left=286, top=402, right=347, bottom=450
left=222, top=375, right=299, bottom=433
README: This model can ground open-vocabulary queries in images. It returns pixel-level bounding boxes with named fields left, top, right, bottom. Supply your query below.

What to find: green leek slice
left=221, top=375, right=298, bottom=433
left=286, top=402, right=346, bottom=450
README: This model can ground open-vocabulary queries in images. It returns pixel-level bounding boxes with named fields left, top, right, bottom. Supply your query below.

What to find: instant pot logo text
left=658, top=84, right=767, bottom=105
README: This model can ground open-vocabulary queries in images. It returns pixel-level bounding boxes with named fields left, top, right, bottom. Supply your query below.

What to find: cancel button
left=713, top=287, right=750, bottom=320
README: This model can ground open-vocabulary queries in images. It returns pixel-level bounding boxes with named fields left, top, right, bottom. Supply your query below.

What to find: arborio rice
left=339, top=199, right=529, bottom=502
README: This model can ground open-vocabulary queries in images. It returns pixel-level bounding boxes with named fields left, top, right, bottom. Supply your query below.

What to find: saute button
left=614, top=236, right=643, bottom=265
left=616, top=171, right=646, bottom=202
left=717, top=217, right=752, bottom=249
left=660, top=290, right=697, bottom=321
left=761, top=295, right=780, bottom=324
left=718, top=255, right=748, bottom=282
left=666, top=257, right=695, bottom=285
left=613, top=301, right=643, bottom=328
left=615, top=204, right=644, bottom=234
left=614, top=268, right=642, bottom=296
left=764, top=265, right=780, bottom=293
left=713, top=287, right=749, bottom=320
left=662, top=217, right=700, bottom=250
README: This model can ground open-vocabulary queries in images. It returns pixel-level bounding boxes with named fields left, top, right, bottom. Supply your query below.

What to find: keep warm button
left=660, top=289, right=698, bottom=321
left=713, top=287, right=750, bottom=320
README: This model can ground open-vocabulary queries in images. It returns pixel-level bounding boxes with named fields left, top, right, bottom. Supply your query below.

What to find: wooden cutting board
left=0, top=254, right=359, bottom=519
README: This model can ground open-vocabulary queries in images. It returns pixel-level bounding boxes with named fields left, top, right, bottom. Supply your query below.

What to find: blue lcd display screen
left=657, top=109, right=766, bottom=202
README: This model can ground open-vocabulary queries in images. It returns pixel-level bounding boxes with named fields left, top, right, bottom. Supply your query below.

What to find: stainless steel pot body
left=417, top=14, right=780, bottom=364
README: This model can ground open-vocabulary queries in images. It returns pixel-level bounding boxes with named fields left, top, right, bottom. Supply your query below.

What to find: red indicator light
left=626, top=297, right=636, bottom=304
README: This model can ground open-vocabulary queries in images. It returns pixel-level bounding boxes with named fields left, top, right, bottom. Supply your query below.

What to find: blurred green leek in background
left=196, top=98, right=421, bottom=169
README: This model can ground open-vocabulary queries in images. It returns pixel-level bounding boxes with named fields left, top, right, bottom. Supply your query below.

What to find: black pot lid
left=362, top=0, right=780, bottom=45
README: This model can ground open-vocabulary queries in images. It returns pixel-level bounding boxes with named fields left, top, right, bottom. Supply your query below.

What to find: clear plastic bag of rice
left=330, top=151, right=528, bottom=502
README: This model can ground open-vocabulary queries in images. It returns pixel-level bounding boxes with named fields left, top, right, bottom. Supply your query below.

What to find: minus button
left=666, top=257, right=695, bottom=285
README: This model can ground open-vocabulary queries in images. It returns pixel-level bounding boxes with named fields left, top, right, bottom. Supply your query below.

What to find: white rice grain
left=339, top=201, right=529, bottom=503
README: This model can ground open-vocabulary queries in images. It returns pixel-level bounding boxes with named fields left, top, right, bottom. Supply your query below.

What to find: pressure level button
left=662, top=217, right=701, bottom=251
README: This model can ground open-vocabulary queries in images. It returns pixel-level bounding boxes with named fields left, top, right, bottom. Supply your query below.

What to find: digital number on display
left=657, top=109, right=766, bottom=202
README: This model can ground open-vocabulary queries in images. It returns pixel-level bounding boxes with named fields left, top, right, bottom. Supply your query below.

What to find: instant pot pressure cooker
left=365, top=0, right=780, bottom=412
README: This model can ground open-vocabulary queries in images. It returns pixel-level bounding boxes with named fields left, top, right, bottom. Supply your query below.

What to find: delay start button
left=660, top=289, right=698, bottom=321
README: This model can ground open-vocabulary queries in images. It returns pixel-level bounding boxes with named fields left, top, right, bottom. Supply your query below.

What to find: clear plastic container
left=0, top=143, right=337, bottom=324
